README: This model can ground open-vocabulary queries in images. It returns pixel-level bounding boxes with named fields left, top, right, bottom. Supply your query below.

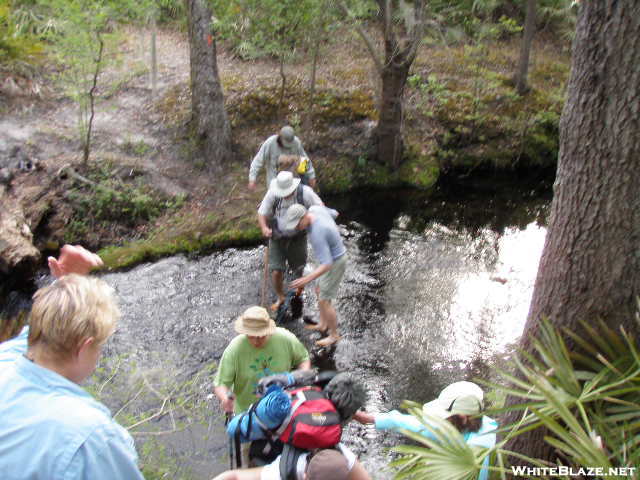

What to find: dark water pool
left=4, top=175, right=553, bottom=479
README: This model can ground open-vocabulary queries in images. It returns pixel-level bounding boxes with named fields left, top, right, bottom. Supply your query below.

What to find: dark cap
left=306, top=449, right=350, bottom=480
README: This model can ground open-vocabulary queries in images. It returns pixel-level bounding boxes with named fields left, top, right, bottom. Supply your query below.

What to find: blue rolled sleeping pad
left=226, top=385, right=291, bottom=442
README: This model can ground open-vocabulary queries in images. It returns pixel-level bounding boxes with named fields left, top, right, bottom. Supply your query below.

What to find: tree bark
left=514, top=0, right=536, bottom=95
left=504, top=0, right=640, bottom=462
left=185, top=0, right=232, bottom=171
left=373, top=0, right=424, bottom=168
left=374, top=42, right=411, bottom=169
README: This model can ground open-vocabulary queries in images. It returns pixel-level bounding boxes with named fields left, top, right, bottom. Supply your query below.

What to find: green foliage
left=389, top=315, right=640, bottom=479
left=88, top=354, right=217, bottom=480
left=65, top=161, right=185, bottom=243
left=211, top=0, right=337, bottom=61
left=422, top=0, right=576, bottom=41
left=0, top=0, right=44, bottom=63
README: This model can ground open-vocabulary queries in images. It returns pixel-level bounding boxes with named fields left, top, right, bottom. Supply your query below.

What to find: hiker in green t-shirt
left=213, top=306, right=311, bottom=414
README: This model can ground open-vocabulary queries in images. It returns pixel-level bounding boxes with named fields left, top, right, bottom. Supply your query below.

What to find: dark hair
left=447, top=414, right=482, bottom=433
left=323, top=373, right=367, bottom=421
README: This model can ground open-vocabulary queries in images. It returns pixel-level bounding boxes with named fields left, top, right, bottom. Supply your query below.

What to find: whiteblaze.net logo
left=511, top=466, right=637, bottom=477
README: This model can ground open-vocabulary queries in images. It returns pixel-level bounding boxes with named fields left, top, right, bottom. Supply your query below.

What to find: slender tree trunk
left=504, top=0, right=640, bottom=462
left=514, top=0, right=536, bottom=95
left=278, top=55, right=286, bottom=110
left=185, top=0, right=232, bottom=171
left=150, top=14, right=158, bottom=96
left=83, top=34, right=104, bottom=165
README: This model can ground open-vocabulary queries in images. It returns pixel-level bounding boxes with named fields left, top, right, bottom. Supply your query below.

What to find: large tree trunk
left=373, top=0, right=423, bottom=169
left=374, top=44, right=411, bottom=168
left=514, top=0, right=536, bottom=95
left=504, top=0, right=640, bottom=462
left=185, top=0, right=232, bottom=171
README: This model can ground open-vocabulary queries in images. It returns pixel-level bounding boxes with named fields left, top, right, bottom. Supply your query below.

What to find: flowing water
left=6, top=175, right=553, bottom=479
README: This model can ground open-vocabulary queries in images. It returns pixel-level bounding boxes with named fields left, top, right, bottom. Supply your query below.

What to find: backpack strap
left=275, top=389, right=309, bottom=437
left=279, top=443, right=305, bottom=480
left=233, top=412, right=245, bottom=469
left=296, top=184, right=304, bottom=205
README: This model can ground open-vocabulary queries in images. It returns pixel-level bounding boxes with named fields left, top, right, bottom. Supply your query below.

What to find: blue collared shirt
left=0, top=327, right=144, bottom=480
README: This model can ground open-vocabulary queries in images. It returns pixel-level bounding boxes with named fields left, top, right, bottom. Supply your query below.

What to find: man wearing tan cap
left=248, top=126, right=316, bottom=190
left=213, top=306, right=311, bottom=415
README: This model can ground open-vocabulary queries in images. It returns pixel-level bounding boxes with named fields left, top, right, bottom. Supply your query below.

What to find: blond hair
left=278, top=154, right=300, bottom=173
left=28, top=274, right=119, bottom=359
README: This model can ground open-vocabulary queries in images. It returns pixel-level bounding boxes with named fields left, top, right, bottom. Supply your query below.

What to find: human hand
left=353, top=410, right=375, bottom=425
left=260, top=225, right=272, bottom=238
left=289, top=277, right=308, bottom=290
left=220, top=394, right=235, bottom=414
left=48, top=245, right=103, bottom=278
left=248, top=181, right=256, bottom=191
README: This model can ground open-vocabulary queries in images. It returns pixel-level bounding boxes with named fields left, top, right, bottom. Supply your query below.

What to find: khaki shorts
left=269, top=234, right=307, bottom=274
left=318, top=254, right=347, bottom=300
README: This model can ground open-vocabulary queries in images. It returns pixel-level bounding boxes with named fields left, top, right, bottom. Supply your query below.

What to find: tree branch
left=337, top=1, right=384, bottom=75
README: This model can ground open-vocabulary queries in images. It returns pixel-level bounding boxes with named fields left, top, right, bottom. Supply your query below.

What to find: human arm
left=348, top=461, right=371, bottom=480
left=371, top=410, right=438, bottom=440
left=289, top=263, right=331, bottom=290
left=249, top=140, right=269, bottom=188
left=214, top=385, right=235, bottom=414
left=48, top=244, right=103, bottom=278
left=213, top=347, right=237, bottom=413
left=352, top=410, right=375, bottom=424
left=257, top=214, right=272, bottom=238
left=296, top=359, right=311, bottom=370
left=69, top=422, right=145, bottom=480
left=211, top=467, right=263, bottom=480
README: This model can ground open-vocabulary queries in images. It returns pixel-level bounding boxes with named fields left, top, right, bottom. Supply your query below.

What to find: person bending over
left=354, top=381, right=498, bottom=480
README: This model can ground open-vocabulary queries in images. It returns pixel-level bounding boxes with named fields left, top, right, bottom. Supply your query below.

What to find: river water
left=18, top=176, right=553, bottom=479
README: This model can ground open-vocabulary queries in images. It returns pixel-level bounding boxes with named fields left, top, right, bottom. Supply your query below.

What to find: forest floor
left=0, top=25, right=570, bottom=273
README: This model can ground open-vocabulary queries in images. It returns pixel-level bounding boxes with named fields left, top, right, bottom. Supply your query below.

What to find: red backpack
left=274, top=386, right=342, bottom=449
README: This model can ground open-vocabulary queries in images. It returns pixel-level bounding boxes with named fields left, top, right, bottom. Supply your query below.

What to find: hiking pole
left=225, top=412, right=234, bottom=470
left=260, top=241, right=269, bottom=308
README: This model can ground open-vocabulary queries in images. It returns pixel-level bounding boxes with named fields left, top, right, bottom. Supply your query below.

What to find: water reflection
left=82, top=180, right=551, bottom=478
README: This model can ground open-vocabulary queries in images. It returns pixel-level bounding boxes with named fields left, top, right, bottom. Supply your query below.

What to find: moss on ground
left=93, top=37, right=568, bottom=272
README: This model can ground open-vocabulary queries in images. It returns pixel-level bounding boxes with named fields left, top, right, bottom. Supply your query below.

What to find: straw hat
left=234, top=306, right=276, bottom=336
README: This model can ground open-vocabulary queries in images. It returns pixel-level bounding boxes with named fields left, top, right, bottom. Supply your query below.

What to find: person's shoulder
left=273, top=327, right=301, bottom=342
left=226, top=334, right=248, bottom=350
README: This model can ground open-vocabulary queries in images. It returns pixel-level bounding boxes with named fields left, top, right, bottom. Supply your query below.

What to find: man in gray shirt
left=285, top=204, right=347, bottom=347
left=248, top=126, right=316, bottom=190
left=258, top=171, right=323, bottom=311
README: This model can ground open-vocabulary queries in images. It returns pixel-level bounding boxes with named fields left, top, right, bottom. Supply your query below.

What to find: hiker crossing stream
left=21, top=178, right=553, bottom=479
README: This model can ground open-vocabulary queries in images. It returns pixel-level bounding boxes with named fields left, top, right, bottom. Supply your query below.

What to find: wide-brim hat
left=234, top=306, right=276, bottom=336
left=284, top=204, right=307, bottom=231
left=270, top=171, right=300, bottom=197
left=422, top=381, right=484, bottom=419
left=279, top=126, right=295, bottom=148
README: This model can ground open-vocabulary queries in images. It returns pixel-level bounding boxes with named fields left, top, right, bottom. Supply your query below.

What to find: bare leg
left=316, top=299, right=340, bottom=346
left=271, top=270, right=285, bottom=311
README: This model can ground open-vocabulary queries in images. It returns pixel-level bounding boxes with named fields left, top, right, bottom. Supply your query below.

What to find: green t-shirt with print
left=213, top=327, right=310, bottom=413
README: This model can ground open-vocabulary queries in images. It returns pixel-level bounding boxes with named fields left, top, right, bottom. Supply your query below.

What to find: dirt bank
left=0, top=25, right=568, bottom=280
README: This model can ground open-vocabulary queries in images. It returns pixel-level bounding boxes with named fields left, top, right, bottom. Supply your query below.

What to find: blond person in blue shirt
left=0, top=245, right=145, bottom=480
